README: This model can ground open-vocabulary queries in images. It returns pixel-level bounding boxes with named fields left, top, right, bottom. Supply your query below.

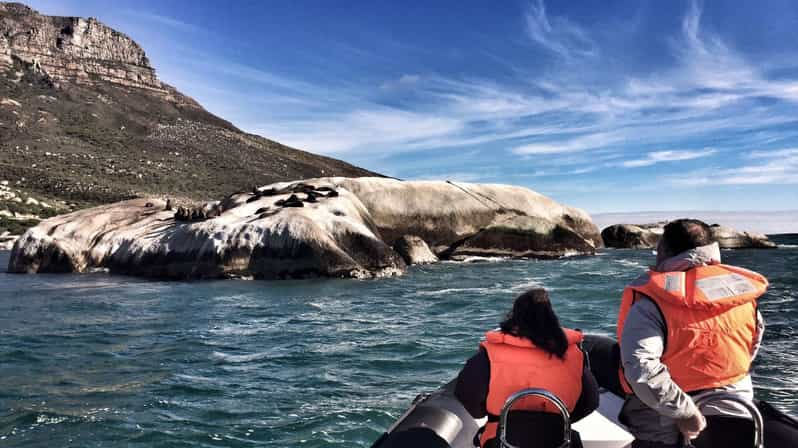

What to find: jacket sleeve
left=570, top=350, right=600, bottom=422
left=620, top=297, right=699, bottom=419
left=454, top=347, right=490, bottom=419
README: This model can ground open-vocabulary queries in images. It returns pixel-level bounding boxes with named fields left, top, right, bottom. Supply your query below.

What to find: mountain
left=0, top=2, right=377, bottom=237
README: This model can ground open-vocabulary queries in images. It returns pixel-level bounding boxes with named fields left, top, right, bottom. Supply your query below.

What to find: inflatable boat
left=370, top=336, right=798, bottom=448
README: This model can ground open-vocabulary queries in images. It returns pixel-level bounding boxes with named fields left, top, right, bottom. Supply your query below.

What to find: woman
left=455, top=288, right=599, bottom=448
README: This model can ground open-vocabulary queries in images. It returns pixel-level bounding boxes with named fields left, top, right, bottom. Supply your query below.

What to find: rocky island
left=601, top=222, right=777, bottom=249
left=8, top=178, right=602, bottom=279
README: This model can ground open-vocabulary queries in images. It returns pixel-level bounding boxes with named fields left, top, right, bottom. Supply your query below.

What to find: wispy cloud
left=128, top=0, right=798, bottom=200
left=512, top=131, right=623, bottom=155
left=123, top=10, right=199, bottom=33
left=253, top=108, right=463, bottom=155
left=622, top=148, right=717, bottom=168
left=524, top=0, right=598, bottom=60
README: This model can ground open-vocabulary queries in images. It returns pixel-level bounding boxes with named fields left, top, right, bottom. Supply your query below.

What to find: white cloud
left=669, top=148, right=798, bottom=185
left=747, top=148, right=798, bottom=159
left=380, top=74, right=421, bottom=90
left=622, top=148, right=717, bottom=168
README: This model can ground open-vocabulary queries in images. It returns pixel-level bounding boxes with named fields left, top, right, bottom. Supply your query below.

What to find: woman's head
left=499, top=288, right=568, bottom=359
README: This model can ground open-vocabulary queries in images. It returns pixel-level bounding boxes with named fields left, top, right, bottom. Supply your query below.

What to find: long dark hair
left=499, top=288, right=568, bottom=359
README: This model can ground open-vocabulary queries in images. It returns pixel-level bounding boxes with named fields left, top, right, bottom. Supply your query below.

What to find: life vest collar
left=484, top=328, right=583, bottom=348
left=633, top=264, right=767, bottom=311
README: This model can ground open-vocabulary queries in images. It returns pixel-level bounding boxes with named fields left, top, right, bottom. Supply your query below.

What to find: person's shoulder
left=627, top=272, right=652, bottom=288
left=625, top=295, right=665, bottom=328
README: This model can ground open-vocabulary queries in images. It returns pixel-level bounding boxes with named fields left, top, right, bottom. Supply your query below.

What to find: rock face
left=601, top=222, right=777, bottom=249
left=8, top=178, right=601, bottom=279
left=601, top=223, right=663, bottom=249
left=394, top=235, right=438, bottom=265
left=0, top=2, right=377, bottom=232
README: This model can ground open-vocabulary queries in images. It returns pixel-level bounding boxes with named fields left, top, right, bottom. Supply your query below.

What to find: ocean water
left=1, top=238, right=796, bottom=447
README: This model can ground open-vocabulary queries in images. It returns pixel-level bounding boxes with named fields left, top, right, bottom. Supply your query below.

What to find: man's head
left=656, top=219, right=714, bottom=265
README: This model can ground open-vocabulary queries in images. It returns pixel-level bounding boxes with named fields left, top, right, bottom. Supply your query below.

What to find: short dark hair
left=662, top=219, right=713, bottom=255
left=500, top=288, right=568, bottom=359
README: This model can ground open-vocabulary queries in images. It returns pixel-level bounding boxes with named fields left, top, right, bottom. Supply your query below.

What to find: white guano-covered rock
left=8, top=178, right=601, bottom=279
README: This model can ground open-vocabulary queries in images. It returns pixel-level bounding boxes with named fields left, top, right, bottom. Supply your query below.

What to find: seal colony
left=7, top=177, right=602, bottom=279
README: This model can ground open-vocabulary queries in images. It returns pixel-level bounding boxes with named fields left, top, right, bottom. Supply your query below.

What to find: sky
left=22, top=0, right=798, bottom=220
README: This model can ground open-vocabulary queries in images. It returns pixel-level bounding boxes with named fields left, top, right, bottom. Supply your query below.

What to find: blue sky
left=24, top=0, right=798, bottom=214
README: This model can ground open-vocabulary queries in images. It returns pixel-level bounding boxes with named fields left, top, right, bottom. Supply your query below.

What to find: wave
left=778, top=244, right=798, bottom=249
left=0, top=407, right=113, bottom=439
left=415, top=286, right=507, bottom=296
left=441, top=256, right=509, bottom=264
left=210, top=351, right=273, bottom=364
left=613, top=259, right=647, bottom=269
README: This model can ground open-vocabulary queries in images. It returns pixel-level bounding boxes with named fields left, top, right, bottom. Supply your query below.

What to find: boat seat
left=497, top=388, right=572, bottom=448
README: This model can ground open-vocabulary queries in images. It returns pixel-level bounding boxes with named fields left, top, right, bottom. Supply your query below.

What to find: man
left=616, top=219, right=767, bottom=447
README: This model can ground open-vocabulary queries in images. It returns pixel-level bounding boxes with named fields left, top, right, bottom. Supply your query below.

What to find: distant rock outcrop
left=8, top=178, right=601, bottom=279
left=601, top=222, right=777, bottom=249
left=709, top=224, right=777, bottom=249
left=601, top=223, right=663, bottom=249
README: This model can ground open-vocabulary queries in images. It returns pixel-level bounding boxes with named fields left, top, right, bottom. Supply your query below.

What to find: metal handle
left=682, top=391, right=764, bottom=448
left=497, top=388, right=571, bottom=448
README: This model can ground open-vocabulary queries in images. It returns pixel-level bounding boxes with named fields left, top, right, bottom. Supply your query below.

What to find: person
left=455, top=288, right=599, bottom=448
left=616, top=219, right=768, bottom=447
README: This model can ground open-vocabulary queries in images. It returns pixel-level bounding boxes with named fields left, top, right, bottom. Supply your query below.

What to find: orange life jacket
left=479, top=328, right=584, bottom=447
left=616, top=264, right=767, bottom=395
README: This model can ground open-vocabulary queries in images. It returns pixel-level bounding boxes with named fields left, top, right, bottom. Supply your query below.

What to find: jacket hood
left=655, top=242, right=721, bottom=273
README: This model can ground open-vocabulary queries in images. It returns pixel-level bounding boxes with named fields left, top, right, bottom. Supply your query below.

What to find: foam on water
left=1, top=242, right=797, bottom=447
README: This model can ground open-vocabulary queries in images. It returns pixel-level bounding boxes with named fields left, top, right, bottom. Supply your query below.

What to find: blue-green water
left=1, top=241, right=796, bottom=447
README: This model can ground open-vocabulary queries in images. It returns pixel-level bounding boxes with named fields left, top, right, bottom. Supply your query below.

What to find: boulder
left=601, top=223, right=663, bottom=249
left=8, top=177, right=601, bottom=279
left=450, top=216, right=597, bottom=259
left=710, top=224, right=777, bottom=249
left=393, top=235, right=438, bottom=265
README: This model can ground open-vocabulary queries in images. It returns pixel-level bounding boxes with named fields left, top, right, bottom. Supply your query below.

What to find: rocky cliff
left=8, top=178, right=602, bottom=279
left=1, top=2, right=185, bottom=98
left=0, top=2, right=377, bottom=239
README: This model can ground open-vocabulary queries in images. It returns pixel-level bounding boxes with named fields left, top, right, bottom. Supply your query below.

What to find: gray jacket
left=619, top=243, right=765, bottom=444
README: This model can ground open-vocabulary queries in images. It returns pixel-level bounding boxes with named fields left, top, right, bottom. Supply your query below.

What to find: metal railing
left=497, top=388, right=571, bottom=448
left=683, top=391, right=764, bottom=448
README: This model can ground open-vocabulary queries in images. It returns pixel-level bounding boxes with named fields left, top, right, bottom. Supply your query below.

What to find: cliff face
left=0, top=2, right=377, bottom=238
left=1, top=2, right=163, bottom=92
